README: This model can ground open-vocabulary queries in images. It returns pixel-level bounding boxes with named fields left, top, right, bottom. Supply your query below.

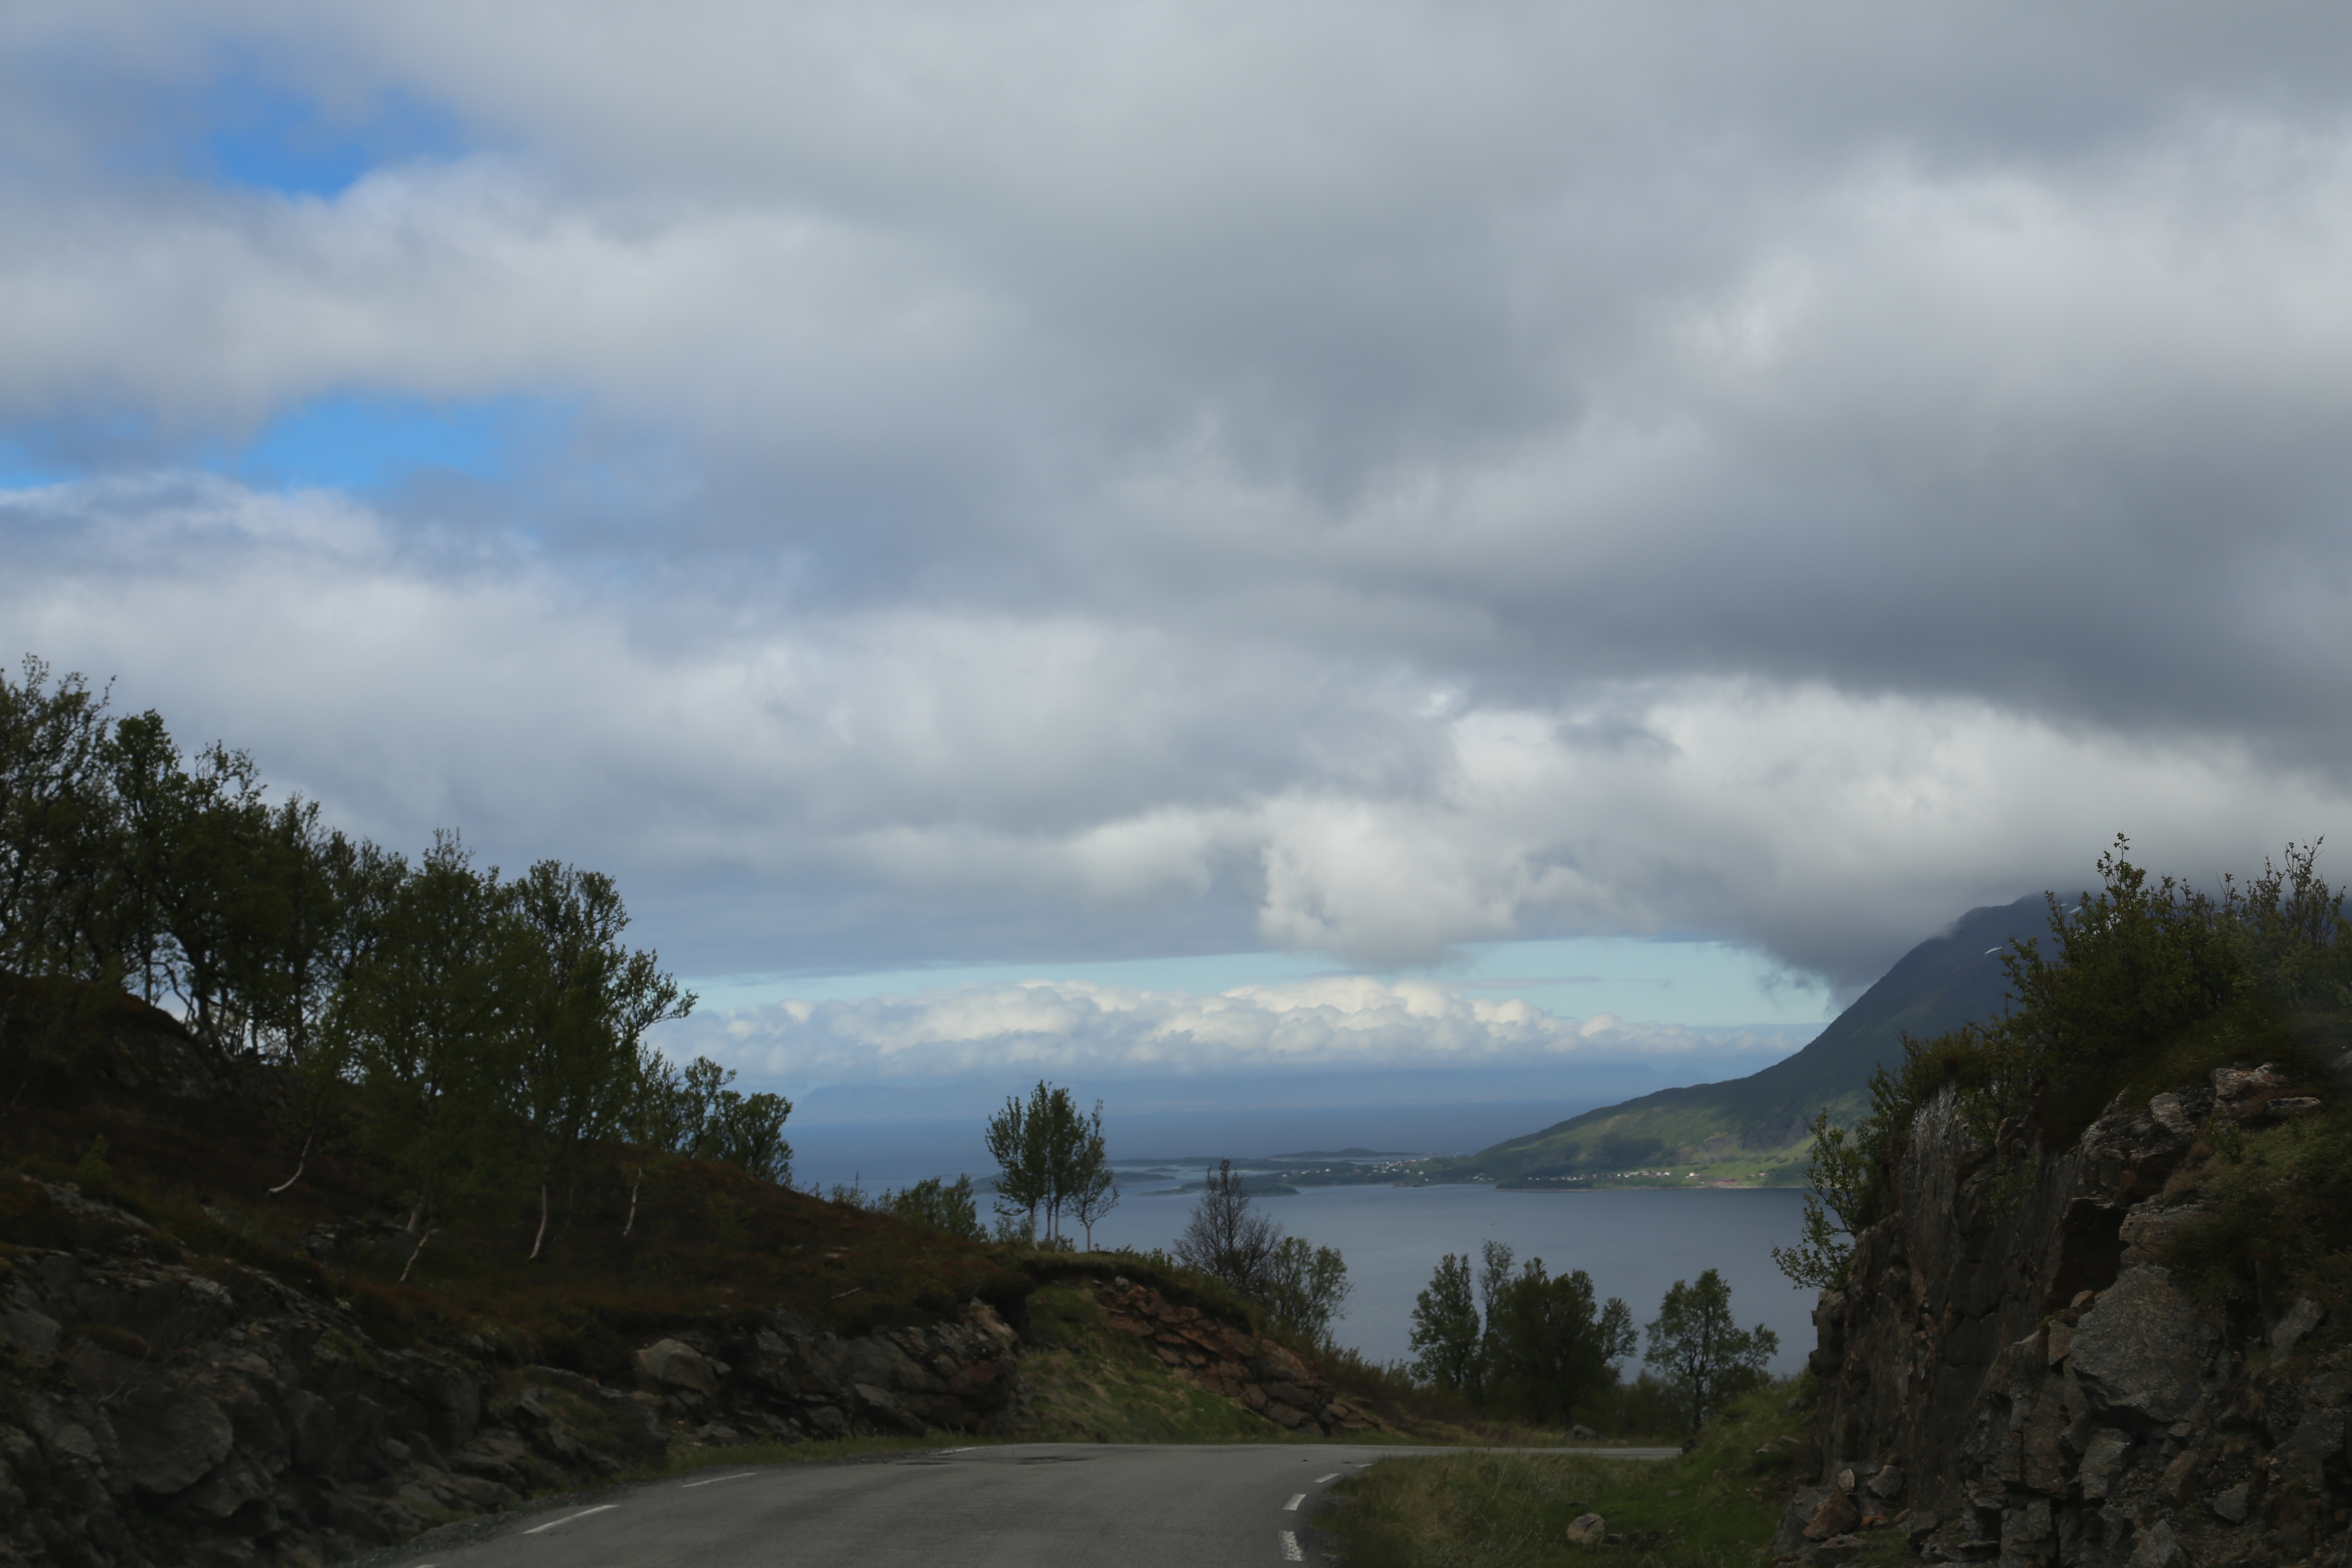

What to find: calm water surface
left=1083, top=1184, right=1816, bottom=1374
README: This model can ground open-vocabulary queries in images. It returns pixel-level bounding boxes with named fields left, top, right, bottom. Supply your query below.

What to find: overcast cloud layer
left=6, top=3, right=2352, bottom=1078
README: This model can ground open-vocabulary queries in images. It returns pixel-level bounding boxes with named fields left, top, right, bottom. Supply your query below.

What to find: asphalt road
left=378, top=1443, right=1678, bottom=1568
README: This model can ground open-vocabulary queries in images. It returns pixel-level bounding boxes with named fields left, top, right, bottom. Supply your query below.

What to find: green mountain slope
left=1437, top=894, right=2050, bottom=1184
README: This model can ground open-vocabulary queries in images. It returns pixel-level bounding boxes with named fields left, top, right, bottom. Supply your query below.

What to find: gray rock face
left=1804, top=1067, right=2352, bottom=1568
left=2076, top=1428, right=2131, bottom=1500
left=2067, top=1267, right=2217, bottom=1426
left=2275, top=1404, right=2344, bottom=1493
left=113, top=1384, right=235, bottom=1495
left=0, top=1173, right=1029, bottom=1568
left=2270, top=1296, right=2325, bottom=1355
left=2124, top=1520, right=2183, bottom=1568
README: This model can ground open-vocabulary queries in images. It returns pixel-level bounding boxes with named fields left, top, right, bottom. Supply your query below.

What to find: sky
left=6, top=2, right=2352, bottom=1138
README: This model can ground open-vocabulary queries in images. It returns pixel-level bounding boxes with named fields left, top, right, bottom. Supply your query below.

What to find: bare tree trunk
left=266, top=1133, right=311, bottom=1196
left=623, top=1165, right=643, bottom=1237
left=528, top=1184, right=551, bottom=1261
left=398, top=1228, right=432, bottom=1284
left=405, top=1195, right=427, bottom=1236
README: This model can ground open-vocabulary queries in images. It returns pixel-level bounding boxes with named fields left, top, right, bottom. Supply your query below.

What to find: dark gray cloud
left=4, top=0, right=2352, bottom=1001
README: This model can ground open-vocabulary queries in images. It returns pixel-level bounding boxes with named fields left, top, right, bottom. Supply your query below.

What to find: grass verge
left=1320, top=1378, right=1844, bottom=1568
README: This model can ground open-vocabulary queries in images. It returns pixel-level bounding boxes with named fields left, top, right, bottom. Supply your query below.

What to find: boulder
left=2067, top=1266, right=2216, bottom=1426
left=1803, top=1489, right=1860, bottom=1541
left=634, top=1338, right=720, bottom=1396
left=1564, top=1512, right=1606, bottom=1547
left=2270, top=1297, right=2325, bottom=1356
left=2124, top=1519, right=2184, bottom=1568
left=2077, top=1428, right=2132, bottom=1501
left=114, top=1384, right=235, bottom=1497
left=1772, top=1488, right=1834, bottom=1554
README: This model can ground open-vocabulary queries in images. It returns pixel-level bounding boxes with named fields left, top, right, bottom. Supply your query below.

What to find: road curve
left=374, top=1442, right=1677, bottom=1568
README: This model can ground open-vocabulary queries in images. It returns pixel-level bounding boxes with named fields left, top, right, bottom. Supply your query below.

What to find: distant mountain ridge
left=1436, top=893, right=2052, bottom=1184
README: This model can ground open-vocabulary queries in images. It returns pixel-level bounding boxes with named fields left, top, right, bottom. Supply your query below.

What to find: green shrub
left=1779, top=839, right=2352, bottom=1289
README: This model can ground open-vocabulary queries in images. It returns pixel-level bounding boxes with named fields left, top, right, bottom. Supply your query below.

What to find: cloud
left=663, top=975, right=1813, bottom=1097
left=7, top=475, right=2345, bottom=992
left=4, top=2, right=2352, bottom=1001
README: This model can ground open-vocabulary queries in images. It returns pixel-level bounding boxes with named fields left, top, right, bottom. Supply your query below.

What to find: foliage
left=2164, top=1096, right=2352, bottom=1315
left=0, top=656, right=821, bottom=1262
left=1642, top=1268, right=1778, bottom=1435
left=1171, top=1158, right=1282, bottom=1291
left=1407, top=1250, right=1481, bottom=1391
left=1778, top=836, right=2352, bottom=1288
left=983, top=1081, right=1116, bottom=1246
left=1323, top=1376, right=1813, bottom=1568
left=1259, top=1233, right=1351, bottom=1351
left=1405, top=1240, right=1641, bottom=1432
left=873, top=1174, right=988, bottom=1241
left=1166, top=1158, right=1350, bottom=1346
left=1770, top=1110, right=1873, bottom=1290
left=1490, top=1259, right=1636, bottom=1432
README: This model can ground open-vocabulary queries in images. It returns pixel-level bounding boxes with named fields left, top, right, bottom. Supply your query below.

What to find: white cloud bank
left=665, top=976, right=1815, bottom=1099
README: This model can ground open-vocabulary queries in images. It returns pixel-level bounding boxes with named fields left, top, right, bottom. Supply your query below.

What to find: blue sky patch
left=198, top=59, right=468, bottom=197
left=227, top=392, right=565, bottom=492
left=0, top=443, right=76, bottom=491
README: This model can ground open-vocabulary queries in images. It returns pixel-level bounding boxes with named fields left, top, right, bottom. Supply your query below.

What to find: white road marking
left=682, top=1471, right=760, bottom=1488
left=1315, top=1473, right=1340, bottom=1484
left=1279, top=1529, right=1304, bottom=1561
left=1284, top=1493, right=1306, bottom=1511
left=523, top=1504, right=619, bottom=1535
left=937, top=1446, right=976, bottom=1454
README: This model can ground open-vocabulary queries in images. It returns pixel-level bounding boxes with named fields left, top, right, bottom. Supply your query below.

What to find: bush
left=1779, top=838, right=2352, bottom=1289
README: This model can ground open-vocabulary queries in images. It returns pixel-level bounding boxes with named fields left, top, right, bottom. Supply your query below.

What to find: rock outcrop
left=0, top=1175, right=1023, bottom=1568
left=1094, top=1277, right=1371, bottom=1436
left=1801, top=1063, right=2347, bottom=1566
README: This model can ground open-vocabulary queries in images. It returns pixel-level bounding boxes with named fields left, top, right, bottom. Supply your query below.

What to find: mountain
left=1435, top=893, right=2051, bottom=1184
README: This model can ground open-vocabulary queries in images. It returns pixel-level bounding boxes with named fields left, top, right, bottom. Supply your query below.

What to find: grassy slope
left=1430, top=895, right=2045, bottom=1184
left=1322, top=1376, right=1905, bottom=1568
left=0, top=986, right=1516, bottom=1450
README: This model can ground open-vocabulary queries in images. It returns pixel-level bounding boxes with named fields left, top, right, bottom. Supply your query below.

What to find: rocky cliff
left=0, top=1173, right=1024, bottom=1568
left=1791, top=1063, right=2346, bottom=1566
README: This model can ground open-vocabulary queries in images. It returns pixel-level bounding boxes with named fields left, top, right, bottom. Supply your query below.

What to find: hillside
left=0, top=985, right=1479, bottom=1568
left=1433, top=893, right=2049, bottom=1184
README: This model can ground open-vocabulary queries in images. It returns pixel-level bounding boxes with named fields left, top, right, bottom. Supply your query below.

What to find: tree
left=1063, top=1099, right=1118, bottom=1249
left=1772, top=1109, right=1874, bottom=1290
left=651, top=1054, right=793, bottom=1183
left=984, top=1081, right=1112, bottom=1246
left=506, top=860, right=695, bottom=1256
left=1171, top=1159, right=1281, bottom=1295
left=327, top=831, right=522, bottom=1254
left=0, top=658, right=119, bottom=996
left=1261, top=1234, right=1351, bottom=1350
left=1642, top=1268, right=1778, bottom=1434
left=1408, top=1252, right=1482, bottom=1393
left=984, top=1085, right=1049, bottom=1242
left=879, top=1175, right=987, bottom=1241
left=700, top=1086, right=793, bottom=1183
left=1474, top=1237, right=1516, bottom=1404
left=1488, top=1260, right=1635, bottom=1432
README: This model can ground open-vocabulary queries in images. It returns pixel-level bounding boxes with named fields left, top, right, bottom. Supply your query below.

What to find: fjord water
left=1085, top=1183, right=1815, bottom=1375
